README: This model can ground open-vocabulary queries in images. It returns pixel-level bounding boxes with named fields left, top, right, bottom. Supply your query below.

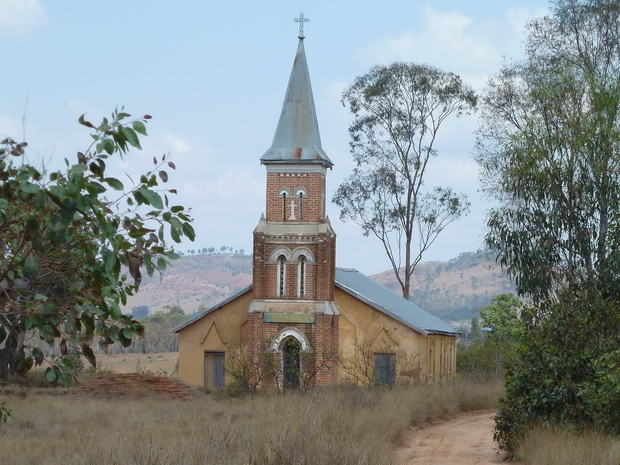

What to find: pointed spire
left=261, top=38, right=333, bottom=168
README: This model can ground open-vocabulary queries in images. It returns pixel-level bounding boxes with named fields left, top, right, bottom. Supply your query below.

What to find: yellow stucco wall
left=334, top=287, right=456, bottom=383
left=177, top=287, right=456, bottom=387
left=176, top=290, right=253, bottom=387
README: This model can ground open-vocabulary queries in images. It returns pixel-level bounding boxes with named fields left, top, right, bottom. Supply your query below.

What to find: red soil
left=72, top=373, right=204, bottom=401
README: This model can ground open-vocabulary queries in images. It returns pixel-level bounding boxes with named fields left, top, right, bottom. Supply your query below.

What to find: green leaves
left=79, top=114, right=95, bottom=128
left=132, top=120, right=147, bottom=136
left=336, top=62, right=475, bottom=299
left=182, top=222, right=195, bottom=241
left=0, top=401, right=12, bottom=427
left=476, top=0, right=620, bottom=455
left=45, top=366, right=58, bottom=382
left=104, top=177, right=124, bottom=190
left=0, top=108, right=194, bottom=383
left=32, top=348, right=44, bottom=366
left=23, top=255, right=40, bottom=280
left=136, top=186, right=163, bottom=209
left=121, top=126, right=141, bottom=150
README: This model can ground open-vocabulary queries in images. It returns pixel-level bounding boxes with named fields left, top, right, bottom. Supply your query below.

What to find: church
left=172, top=24, right=457, bottom=389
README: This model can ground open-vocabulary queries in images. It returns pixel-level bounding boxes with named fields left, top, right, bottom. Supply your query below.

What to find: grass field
left=93, top=352, right=178, bottom=375
left=0, top=377, right=503, bottom=465
left=5, top=356, right=618, bottom=464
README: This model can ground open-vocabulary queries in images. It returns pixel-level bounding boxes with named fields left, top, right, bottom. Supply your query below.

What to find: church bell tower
left=248, top=18, right=338, bottom=387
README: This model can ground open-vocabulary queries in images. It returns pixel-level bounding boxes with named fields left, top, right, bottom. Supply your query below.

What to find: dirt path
left=395, top=411, right=506, bottom=465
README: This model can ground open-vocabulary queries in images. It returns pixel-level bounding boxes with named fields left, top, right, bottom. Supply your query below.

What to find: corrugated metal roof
left=261, top=38, right=333, bottom=168
left=171, top=270, right=456, bottom=336
left=335, top=268, right=457, bottom=336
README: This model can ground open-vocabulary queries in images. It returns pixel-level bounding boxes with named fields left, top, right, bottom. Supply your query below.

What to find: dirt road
left=395, top=411, right=505, bottom=465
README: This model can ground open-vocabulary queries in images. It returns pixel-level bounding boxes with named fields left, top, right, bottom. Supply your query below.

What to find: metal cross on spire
left=294, top=12, right=309, bottom=39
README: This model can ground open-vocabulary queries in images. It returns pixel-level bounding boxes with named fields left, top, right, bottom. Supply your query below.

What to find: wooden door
left=205, top=351, right=225, bottom=389
left=373, top=353, right=395, bottom=386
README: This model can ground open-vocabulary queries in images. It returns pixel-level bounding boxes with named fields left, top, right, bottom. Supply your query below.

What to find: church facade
left=173, top=33, right=457, bottom=389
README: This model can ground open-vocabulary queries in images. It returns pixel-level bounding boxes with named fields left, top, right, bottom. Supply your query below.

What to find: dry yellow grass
left=517, top=427, right=620, bottom=465
left=93, top=352, right=178, bottom=375
left=0, top=377, right=504, bottom=465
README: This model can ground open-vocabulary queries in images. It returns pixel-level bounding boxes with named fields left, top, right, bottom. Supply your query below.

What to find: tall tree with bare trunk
left=334, top=63, right=476, bottom=299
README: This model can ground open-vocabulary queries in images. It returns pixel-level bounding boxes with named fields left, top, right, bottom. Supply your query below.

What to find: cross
left=289, top=200, right=297, bottom=220
left=294, top=12, right=309, bottom=39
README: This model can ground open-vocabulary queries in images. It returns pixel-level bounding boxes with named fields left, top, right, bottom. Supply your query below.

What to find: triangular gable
left=200, top=317, right=228, bottom=345
left=368, top=326, right=398, bottom=348
left=171, top=285, right=253, bottom=333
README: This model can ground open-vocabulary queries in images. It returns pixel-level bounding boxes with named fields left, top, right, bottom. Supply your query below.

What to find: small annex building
left=172, top=29, right=457, bottom=389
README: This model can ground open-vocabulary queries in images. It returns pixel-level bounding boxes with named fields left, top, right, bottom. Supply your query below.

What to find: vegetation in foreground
left=0, top=377, right=502, bottom=465
left=0, top=109, right=194, bottom=385
left=476, top=0, right=620, bottom=455
left=517, top=427, right=620, bottom=465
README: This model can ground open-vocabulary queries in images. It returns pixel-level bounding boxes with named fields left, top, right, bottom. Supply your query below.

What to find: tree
left=334, top=63, right=476, bottom=299
left=457, top=294, right=522, bottom=379
left=476, top=0, right=620, bottom=454
left=478, top=293, right=521, bottom=343
left=0, top=109, right=195, bottom=384
left=468, top=315, right=482, bottom=343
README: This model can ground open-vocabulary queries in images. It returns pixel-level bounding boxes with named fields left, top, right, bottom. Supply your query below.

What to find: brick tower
left=248, top=32, right=339, bottom=388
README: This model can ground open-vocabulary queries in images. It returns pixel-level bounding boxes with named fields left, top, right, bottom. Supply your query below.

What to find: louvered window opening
left=278, top=255, right=287, bottom=297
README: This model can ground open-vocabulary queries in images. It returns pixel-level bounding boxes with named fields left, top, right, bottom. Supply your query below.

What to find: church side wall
left=334, top=288, right=456, bottom=384
left=425, top=335, right=457, bottom=382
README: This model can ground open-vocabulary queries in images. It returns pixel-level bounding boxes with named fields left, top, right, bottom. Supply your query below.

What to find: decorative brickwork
left=245, top=312, right=339, bottom=387
left=250, top=165, right=339, bottom=388
left=265, top=171, right=326, bottom=222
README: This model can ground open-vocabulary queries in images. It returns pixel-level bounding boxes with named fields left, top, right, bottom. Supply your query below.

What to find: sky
left=0, top=0, right=550, bottom=276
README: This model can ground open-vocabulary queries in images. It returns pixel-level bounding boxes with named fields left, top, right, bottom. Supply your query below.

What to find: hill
left=370, top=251, right=515, bottom=323
left=122, top=253, right=252, bottom=316
left=123, top=251, right=515, bottom=324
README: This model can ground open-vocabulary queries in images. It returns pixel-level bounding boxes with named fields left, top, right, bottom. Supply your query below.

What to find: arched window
left=282, top=337, right=301, bottom=389
left=298, top=255, right=306, bottom=298
left=278, top=255, right=287, bottom=297
left=278, top=188, right=291, bottom=222
left=295, top=188, right=307, bottom=221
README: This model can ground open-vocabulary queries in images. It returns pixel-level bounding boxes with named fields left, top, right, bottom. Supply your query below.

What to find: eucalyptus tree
left=476, top=0, right=620, bottom=454
left=0, top=109, right=194, bottom=384
left=334, top=63, right=476, bottom=299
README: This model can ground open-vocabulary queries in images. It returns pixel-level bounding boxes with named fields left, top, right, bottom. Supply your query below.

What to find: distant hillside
left=122, top=253, right=252, bottom=316
left=371, top=251, right=516, bottom=323
left=123, top=251, right=514, bottom=324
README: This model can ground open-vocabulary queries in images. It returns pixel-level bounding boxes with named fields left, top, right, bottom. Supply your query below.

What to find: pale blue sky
left=1, top=0, right=549, bottom=276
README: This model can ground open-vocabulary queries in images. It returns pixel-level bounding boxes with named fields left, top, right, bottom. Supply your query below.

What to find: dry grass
left=518, top=426, right=620, bottom=465
left=93, top=352, right=178, bottom=375
left=0, top=377, right=503, bottom=465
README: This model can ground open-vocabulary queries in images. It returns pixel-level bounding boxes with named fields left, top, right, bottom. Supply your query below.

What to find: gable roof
left=172, top=269, right=456, bottom=336
left=335, top=268, right=457, bottom=336
left=260, top=38, right=333, bottom=168
left=171, top=285, right=252, bottom=333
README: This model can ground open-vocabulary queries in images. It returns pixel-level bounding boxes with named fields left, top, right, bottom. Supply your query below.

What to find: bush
left=495, top=299, right=620, bottom=455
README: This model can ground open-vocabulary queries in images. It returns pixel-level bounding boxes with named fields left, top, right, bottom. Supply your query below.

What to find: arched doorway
left=282, top=337, right=301, bottom=389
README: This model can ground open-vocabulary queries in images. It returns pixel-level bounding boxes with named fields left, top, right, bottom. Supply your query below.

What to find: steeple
left=260, top=37, right=333, bottom=168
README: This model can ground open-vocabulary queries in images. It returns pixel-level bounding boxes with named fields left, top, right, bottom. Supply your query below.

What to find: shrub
left=495, top=298, right=620, bottom=455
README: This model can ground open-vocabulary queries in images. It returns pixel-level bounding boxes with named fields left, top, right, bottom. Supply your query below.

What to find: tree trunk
left=0, top=321, right=26, bottom=383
